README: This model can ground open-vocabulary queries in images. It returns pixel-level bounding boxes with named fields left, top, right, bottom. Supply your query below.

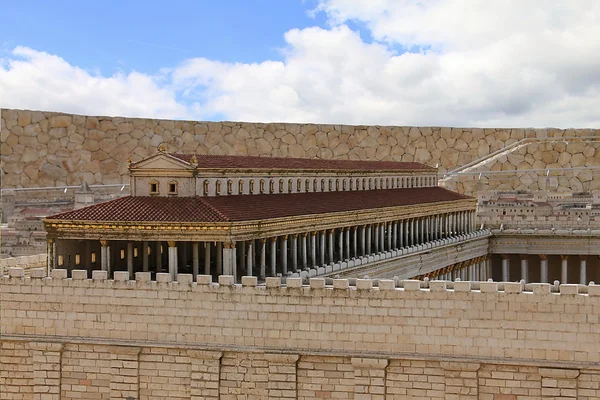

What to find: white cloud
left=2, top=1, right=600, bottom=128
left=0, top=46, right=189, bottom=119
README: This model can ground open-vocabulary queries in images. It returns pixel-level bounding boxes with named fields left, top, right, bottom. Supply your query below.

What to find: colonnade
left=498, top=254, right=591, bottom=284
left=414, top=256, right=490, bottom=281
left=50, top=210, right=477, bottom=281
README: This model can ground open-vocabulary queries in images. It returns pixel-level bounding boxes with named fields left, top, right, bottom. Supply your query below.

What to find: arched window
left=260, top=179, right=265, bottom=194
left=249, top=179, right=255, bottom=193
left=216, top=180, right=222, bottom=195
left=305, top=179, right=310, bottom=192
left=329, top=179, right=334, bottom=191
left=279, top=179, right=284, bottom=192
left=336, top=179, right=340, bottom=191
left=297, top=178, right=302, bottom=192
left=238, top=180, right=244, bottom=194
left=321, top=179, right=326, bottom=191
left=227, top=180, right=233, bottom=195
left=313, top=178, right=318, bottom=192
left=269, top=179, right=274, bottom=193
left=203, top=180, right=209, bottom=196
left=350, top=179, right=354, bottom=191
left=343, top=179, right=347, bottom=191
left=288, top=179, right=293, bottom=193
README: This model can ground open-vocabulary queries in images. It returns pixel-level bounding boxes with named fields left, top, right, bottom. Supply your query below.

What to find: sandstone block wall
left=2, top=108, right=600, bottom=195
left=1, top=270, right=600, bottom=399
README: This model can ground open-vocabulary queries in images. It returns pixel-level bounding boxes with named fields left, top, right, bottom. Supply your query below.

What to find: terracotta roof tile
left=46, top=187, right=471, bottom=223
left=170, top=153, right=434, bottom=171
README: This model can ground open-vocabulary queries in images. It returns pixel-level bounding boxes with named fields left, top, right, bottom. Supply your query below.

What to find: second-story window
left=239, top=180, right=244, bottom=194
left=216, top=180, right=222, bottom=195
left=149, top=181, right=159, bottom=195
left=260, top=179, right=265, bottom=194
left=203, top=180, right=209, bottom=195
left=269, top=179, right=274, bottom=193
left=249, top=179, right=255, bottom=193
left=227, top=180, right=233, bottom=195
left=288, top=179, right=293, bottom=193
left=168, top=181, right=178, bottom=195
left=279, top=179, right=284, bottom=192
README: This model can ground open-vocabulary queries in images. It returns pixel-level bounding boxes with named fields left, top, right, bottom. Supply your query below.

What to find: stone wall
left=2, top=108, right=600, bottom=195
left=1, top=269, right=600, bottom=399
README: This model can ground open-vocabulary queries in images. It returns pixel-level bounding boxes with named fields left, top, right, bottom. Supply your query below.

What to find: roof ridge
left=46, top=196, right=131, bottom=219
left=196, top=196, right=231, bottom=222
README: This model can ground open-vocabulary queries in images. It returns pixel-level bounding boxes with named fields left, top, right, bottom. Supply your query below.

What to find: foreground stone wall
left=1, top=269, right=600, bottom=399
left=2, top=108, right=600, bottom=194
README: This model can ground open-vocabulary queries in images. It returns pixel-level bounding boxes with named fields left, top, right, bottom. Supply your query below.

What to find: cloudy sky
left=1, top=0, right=599, bottom=128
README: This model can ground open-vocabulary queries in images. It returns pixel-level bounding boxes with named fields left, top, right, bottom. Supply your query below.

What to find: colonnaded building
left=43, top=146, right=485, bottom=283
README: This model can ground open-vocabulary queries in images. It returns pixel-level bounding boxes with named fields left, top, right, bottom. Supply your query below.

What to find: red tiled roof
left=46, top=187, right=471, bottom=223
left=170, top=153, right=435, bottom=171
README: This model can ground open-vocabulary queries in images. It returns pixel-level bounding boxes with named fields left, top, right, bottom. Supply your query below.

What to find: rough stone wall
left=2, top=108, right=600, bottom=195
left=1, top=270, right=600, bottom=398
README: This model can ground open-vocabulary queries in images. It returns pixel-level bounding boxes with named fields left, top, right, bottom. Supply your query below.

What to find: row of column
left=415, top=256, right=491, bottom=282
left=500, top=254, right=589, bottom=284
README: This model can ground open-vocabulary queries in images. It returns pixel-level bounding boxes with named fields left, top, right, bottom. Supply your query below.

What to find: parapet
left=2, top=268, right=600, bottom=297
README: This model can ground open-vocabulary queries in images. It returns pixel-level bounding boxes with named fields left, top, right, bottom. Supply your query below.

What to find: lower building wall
left=2, top=341, right=600, bottom=400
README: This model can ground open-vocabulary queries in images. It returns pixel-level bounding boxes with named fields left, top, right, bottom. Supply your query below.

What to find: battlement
left=2, top=267, right=600, bottom=297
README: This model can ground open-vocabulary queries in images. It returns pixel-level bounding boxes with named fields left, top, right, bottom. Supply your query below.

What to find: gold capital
left=99, top=240, right=108, bottom=246
left=168, top=241, right=177, bottom=248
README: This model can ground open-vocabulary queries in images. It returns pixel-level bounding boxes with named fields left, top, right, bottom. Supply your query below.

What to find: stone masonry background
left=2, top=108, right=600, bottom=195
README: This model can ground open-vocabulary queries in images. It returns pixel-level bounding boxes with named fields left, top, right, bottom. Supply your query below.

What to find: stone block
left=530, top=283, right=551, bottom=295
left=71, top=270, right=88, bottom=280
left=114, top=271, right=130, bottom=281
left=265, top=277, right=281, bottom=288
left=29, top=268, right=46, bottom=278
left=333, top=263, right=340, bottom=271
left=333, top=279, right=349, bottom=289
left=299, top=270, right=308, bottom=279
left=341, top=261, right=347, bottom=269
left=156, top=273, right=171, bottom=283
left=559, top=284, right=579, bottom=295
left=286, top=277, right=302, bottom=288
left=392, top=250, right=397, bottom=257
left=378, top=279, right=395, bottom=290
left=504, top=282, right=522, bottom=293
left=589, top=284, right=600, bottom=296
left=325, top=265, right=332, bottom=273
left=480, top=281, right=498, bottom=293
left=402, top=280, right=421, bottom=291
left=454, top=281, right=471, bottom=292
left=219, top=275, right=235, bottom=286
left=196, top=274, right=212, bottom=285
left=92, top=270, right=108, bottom=281
left=8, top=267, right=24, bottom=278
left=310, top=278, right=325, bottom=289
left=356, top=279, right=373, bottom=290
left=135, top=272, right=151, bottom=282
left=177, top=274, right=193, bottom=284
left=348, top=260, right=354, bottom=268
left=429, top=280, right=447, bottom=292
left=318, top=267, right=325, bottom=275
left=309, top=269, right=317, bottom=277
left=51, top=269, right=67, bottom=279
left=355, top=258, right=362, bottom=266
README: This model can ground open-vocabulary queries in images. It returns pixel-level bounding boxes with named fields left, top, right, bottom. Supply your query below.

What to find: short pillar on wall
left=188, top=350, right=223, bottom=400
left=265, top=353, right=299, bottom=399
left=30, top=342, right=63, bottom=400
left=47, top=238, right=55, bottom=274
left=351, top=357, right=389, bottom=399
left=109, top=346, right=141, bottom=400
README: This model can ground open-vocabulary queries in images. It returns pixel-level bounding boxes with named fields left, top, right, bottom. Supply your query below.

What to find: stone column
left=380, top=223, right=385, bottom=252
left=374, top=224, right=380, bottom=253
left=399, top=221, right=404, bottom=248
left=216, top=242, right=222, bottom=275
left=540, top=254, right=548, bottom=283
left=192, top=242, right=199, bottom=278
left=246, top=240, right=253, bottom=276
left=520, top=255, right=528, bottom=283
left=240, top=241, right=246, bottom=272
left=223, top=241, right=237, bottom=278
left=561, top=255, right=568, bottom=284
left=110, top=346, right=141, bottom=400
left=168, top=241, right=178, bottom=281
left=580, top=255, right=587, bottom=285
left=338, top=229, right=344, bottom=262
left=351, top=357, right=389, bottom=399
left=100, top=240, right=109, bottom=272
left=328, top=230, right=335, bottom=263
left=366, top=225, right=372, bottom=254
left=188, top=350, right=223, bottom=400
left=360, top=226, right=366, bottom=256
left=46, top=238, right=56, bottom=274
left=352, top=227, right=358, bottom=258
left=127, top=242, right=134, bottom=279
left=30, top=342, right=63, bottom=400
left=270, top=237, right=277, bottom=276
left=281, top=236, right=288, bottom=275
left=265, top=353, right=299, bottom=399
left=320, top=231, right=326, bottom=266
left=501, top=254, right=510, bottom=282
left=154, top=242, right=162, bottom=272
left=290, top=235, right=298, bottom=272
left=420, top=218, right=425, bottom=244
left=310, top=232, right=317, bottom=267
left=392, top=221, right=398, bottom=249
left=345, top=228, right=350, bottom=260
left=204, top=242, right=211, bottom=275
left=387, top=222, right=392, bottom=250
left=260, top=239, right=266, bottom=279
left=142, top=241, right=149, bottom=272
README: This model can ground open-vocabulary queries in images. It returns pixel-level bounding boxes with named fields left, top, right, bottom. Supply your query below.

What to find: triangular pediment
left=130, top=153, right=194, bottom=171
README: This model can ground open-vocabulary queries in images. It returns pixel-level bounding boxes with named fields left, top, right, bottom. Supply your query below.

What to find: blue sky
left=1, top=1, right=335, bottom=74
left=1, top=1, right=599, bottom=127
